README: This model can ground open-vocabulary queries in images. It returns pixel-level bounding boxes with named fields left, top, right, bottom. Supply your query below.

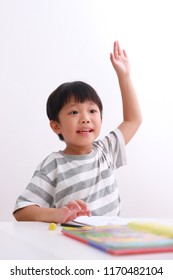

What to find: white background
left=0, top=0, right=173, bottom=221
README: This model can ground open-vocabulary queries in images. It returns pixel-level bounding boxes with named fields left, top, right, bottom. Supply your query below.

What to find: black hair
left=46, top=81, right=103, bottom=141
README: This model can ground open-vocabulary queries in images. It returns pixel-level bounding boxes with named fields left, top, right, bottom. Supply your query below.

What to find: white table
left=0, top=220, right=173, bottom=260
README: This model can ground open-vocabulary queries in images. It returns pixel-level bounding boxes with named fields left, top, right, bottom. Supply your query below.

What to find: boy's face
left=50, top=97, right=102, bottom=154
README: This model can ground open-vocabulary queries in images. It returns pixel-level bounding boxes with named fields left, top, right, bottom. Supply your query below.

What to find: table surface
left=1, top=219, right=173, bottom=260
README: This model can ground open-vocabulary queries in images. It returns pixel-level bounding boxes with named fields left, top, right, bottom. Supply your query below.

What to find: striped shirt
left=14, top=128, right=126, bottom=216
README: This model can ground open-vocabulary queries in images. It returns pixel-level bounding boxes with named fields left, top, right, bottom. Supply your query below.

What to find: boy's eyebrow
left=69, top=101, right=97, bottom=106
left=65, top=103, right=78, bottom=108
left=65, top=101, right=97, bottom=109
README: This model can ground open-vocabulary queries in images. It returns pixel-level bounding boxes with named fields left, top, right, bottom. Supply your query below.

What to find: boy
left=13, top=41, right=142, bottom=223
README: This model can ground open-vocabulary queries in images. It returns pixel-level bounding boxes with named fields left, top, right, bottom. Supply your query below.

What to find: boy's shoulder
left=36, top=150, right=64, bottom=170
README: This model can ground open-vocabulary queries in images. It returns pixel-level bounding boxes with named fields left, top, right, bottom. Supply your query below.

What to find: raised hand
left=110, top=41, right=130, bottom=77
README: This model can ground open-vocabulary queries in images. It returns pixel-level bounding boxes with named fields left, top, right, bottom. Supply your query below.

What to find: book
left=61, top=215, right=128, bottom=227
left=61, top=222, right=173, bottom=255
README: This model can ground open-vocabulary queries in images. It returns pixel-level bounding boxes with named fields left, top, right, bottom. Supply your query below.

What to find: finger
left=77, top=209, right=91, bottom=216
left=113, top=41, right=119, bottom=59
left=87, top=210, right=92, bottom=217
left=75, top=199, right=89, bottom=210
left=64, top=206, right=91, bottom=222
left=66, top=201, right=81, bottom=210
left=110, top=52, right=114, bottom=65
left=77, top=209, right=91, bottom=217
left=61, top=205, right=71, bottom=215
left=65, top=211, right=79, bottom=222
left=60, top=206, right=73, bottom=223
left=117, top=41, right=123, bottom=55
left=123, top=49, right=128, bottom=59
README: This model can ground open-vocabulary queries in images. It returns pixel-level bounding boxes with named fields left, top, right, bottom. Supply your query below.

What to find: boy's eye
left=90, top=109, right=97, bottom=113
left=69, top=111, right=78, bottom=115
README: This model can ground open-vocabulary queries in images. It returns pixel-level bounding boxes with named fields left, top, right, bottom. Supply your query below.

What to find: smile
left=77, top=128, right=93, bottom=133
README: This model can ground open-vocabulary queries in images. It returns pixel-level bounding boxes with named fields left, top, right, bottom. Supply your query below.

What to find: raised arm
left=110, top=41, right=142, bottom=144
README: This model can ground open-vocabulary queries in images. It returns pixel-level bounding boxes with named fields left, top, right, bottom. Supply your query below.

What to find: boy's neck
left=63, top=145, right=93, bottom=155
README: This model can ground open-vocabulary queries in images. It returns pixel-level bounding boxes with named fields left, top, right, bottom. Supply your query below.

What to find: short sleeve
left=95, top=128, right=127, bottom=169
left=13, top=159, right=56, bottom=213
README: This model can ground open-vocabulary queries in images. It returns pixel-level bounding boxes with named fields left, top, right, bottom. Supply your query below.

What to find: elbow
left=137, top=115, right=142, bottom=129
left=133, top=116, right=142, bottom=134
left=13, top=208, right=28, bottom=221
left=134, top=110, right=142, bottom=130
left=129, top=114, right=142, bottom=132
left=13, top=210, right=22, bottom=221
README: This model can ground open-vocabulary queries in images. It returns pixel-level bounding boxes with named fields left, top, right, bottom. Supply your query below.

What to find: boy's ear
left=49, top=120, right=61, bottom=134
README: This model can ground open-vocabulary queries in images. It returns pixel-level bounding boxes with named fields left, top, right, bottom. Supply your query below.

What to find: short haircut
left=46, top=81, right=103, bottom=141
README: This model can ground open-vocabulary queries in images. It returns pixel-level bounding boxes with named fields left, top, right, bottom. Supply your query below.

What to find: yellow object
left=128, top=222, right=173, bottom=238
left=49, top=223, right=57, bottom=230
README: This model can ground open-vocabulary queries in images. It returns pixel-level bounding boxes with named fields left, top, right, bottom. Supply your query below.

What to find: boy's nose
left=80, top=114, right=90, bottom=123
left=82, top=119, right=90, bottom=123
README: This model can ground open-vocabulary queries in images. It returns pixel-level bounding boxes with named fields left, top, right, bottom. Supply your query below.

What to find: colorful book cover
left=61, top=224, right=173, bottom=255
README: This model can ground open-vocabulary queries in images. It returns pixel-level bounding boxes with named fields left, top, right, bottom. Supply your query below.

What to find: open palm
left=110, top=41, right=130, bottom=77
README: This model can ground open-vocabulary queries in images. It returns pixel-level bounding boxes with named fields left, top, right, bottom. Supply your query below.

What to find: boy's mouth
left=76, top=128, right=94, bottom=135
